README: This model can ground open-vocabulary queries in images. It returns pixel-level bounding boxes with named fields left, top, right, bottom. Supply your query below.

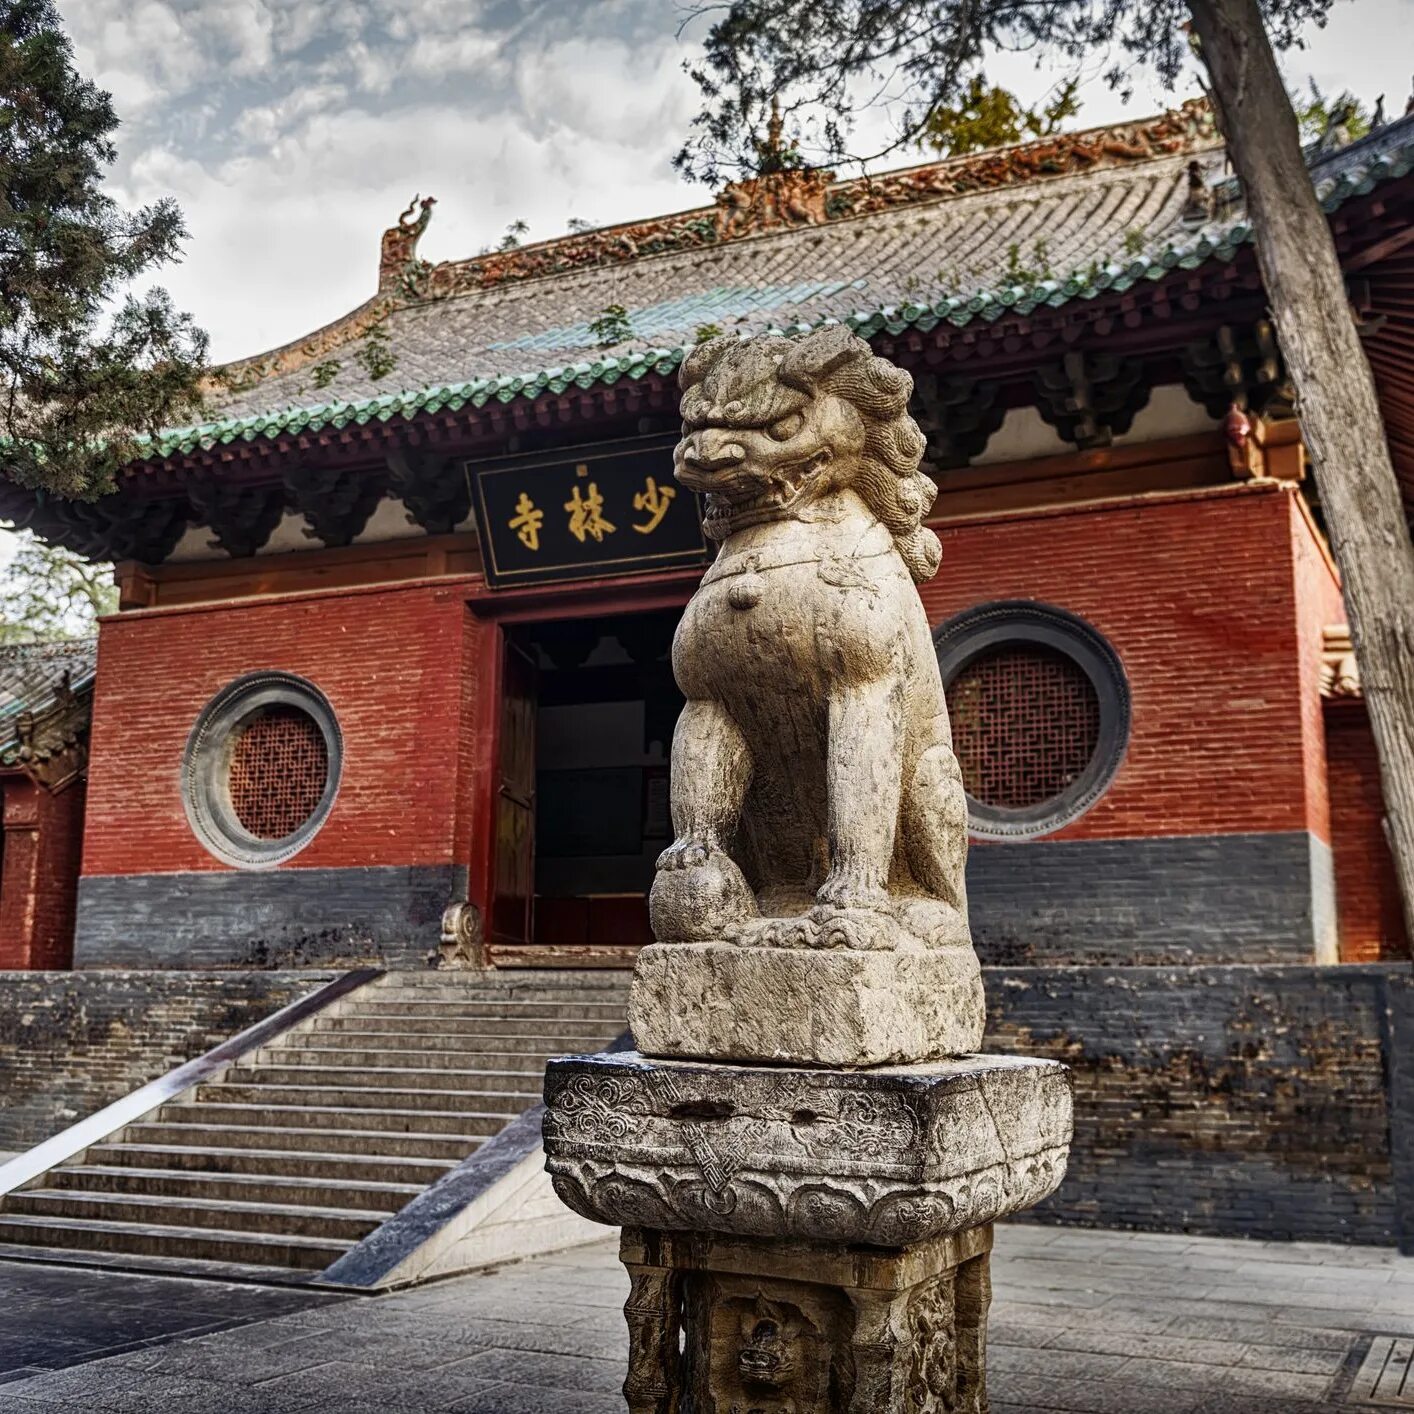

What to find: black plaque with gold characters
left=469, top=436, right=711, bottom=588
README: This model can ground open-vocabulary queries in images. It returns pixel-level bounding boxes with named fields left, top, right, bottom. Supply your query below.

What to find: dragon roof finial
left=380, top=194, right=437, bottom=292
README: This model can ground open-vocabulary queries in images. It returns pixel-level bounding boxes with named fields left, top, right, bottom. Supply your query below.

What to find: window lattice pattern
left=946, top=645, right=1101, bottom=810
left=228, top=707, right=328, bottom=840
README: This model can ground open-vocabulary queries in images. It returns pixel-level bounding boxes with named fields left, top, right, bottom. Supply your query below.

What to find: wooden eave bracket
left=1226, top=410, right=1305, bottom=483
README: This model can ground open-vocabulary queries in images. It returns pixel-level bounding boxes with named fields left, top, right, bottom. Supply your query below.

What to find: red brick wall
left=926, top=482, right=1328, bottom=843
left=0, top=776, right=85, bottom=969
left=78, top=483, right=1352, bottom=964
left=1326, top=705, right=1410, bottom=961
left=82, top=578, right=479, bottom=879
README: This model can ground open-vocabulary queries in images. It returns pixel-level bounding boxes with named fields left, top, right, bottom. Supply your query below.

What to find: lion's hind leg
left=897, top=719, right=971, bottom=945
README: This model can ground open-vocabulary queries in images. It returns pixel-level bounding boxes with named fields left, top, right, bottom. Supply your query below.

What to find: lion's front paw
left=814, top=874, right=889, bottom=912
left=656, top=836, right=715, bottom=871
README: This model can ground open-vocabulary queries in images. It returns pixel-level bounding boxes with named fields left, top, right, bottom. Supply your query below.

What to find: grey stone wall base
left=74, top=865, right=466, bottom=969
left=0, top=969, right=335, bottom=1150
left=1381, top=967, right=1414, bottom=1255
left=967, top=831, right=1334, bottom=964
left=984, top=962, right=1408, bottom=1246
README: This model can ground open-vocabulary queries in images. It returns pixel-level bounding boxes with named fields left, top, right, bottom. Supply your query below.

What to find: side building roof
left=0, top=638, right=97, bottom=786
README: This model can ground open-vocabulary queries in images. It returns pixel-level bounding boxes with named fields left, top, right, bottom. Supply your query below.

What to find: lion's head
left=674, top=325, right=941, bottom=582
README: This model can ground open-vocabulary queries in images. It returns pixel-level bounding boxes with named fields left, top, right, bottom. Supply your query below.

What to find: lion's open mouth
left=699, top=449, right=832, bottom=536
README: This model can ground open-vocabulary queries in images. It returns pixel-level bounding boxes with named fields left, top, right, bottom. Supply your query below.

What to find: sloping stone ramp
left=0, top=970, right=628, bottom=1284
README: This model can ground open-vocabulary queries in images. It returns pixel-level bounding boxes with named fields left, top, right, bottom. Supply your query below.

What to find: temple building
left=0, top=103, right=1409, bottom=1268
left=2, top=99, right=1407, bottom=973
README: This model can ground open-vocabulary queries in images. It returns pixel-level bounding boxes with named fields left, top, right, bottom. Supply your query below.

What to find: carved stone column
left=542, top=328, right=1073, bottom=1411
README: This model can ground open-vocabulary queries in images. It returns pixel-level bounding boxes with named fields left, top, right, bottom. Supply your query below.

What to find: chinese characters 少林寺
left=631, top=475, right=676, bottom=534
left=508, top=492, right=545, bottom=551
left=564, top=482, right=616, bottom=543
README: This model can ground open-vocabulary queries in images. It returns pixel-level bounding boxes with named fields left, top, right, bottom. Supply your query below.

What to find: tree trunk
left=1188, top=0, right=1414, bottom=946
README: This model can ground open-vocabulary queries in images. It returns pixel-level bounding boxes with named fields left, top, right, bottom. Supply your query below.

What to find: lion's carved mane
left=678, top=328, right=943, bottom=582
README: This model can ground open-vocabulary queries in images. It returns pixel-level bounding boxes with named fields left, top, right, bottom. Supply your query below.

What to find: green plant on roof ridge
left=499, top=219, right=530, bottom=252
left=355, top=323, right=397, bottom=381
left=694, top=323, right=724, bottom=343
left=311, top=359, right=341, bottom=390
left=1123, top=227, right=1148, bottom=256
left=916, top=75, right=1081, bottom=158
left=1294, top=80, right=1372, bottom=148
left=590, top=303, right=634, bottom=348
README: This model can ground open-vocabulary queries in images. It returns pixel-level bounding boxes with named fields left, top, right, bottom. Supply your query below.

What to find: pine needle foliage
left=0, top=0, right=207, bottom=500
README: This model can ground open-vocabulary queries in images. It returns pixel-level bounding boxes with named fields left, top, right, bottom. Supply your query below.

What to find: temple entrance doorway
left=493, top=607, right=683, bottom=957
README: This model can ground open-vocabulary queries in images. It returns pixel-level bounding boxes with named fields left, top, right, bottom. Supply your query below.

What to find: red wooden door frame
left=464, top=567, right=700, bottom=958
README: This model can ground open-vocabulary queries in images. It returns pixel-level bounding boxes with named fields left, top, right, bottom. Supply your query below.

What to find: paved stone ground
left=0, top=1263, right=346, bottom=1387
left=0, top=1224, right=1409, bottom=1413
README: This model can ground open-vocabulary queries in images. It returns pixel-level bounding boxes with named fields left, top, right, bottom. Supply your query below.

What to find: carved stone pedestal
left=618, top=1223, right=994, bottom=1414
left=543, top=1051, right=1073, bottom=1412
left=629, top=941, right=985, bottom=1067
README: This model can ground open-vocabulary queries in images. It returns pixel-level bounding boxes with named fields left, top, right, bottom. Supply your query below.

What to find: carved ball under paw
left=649, top=849, right=757, bottom=942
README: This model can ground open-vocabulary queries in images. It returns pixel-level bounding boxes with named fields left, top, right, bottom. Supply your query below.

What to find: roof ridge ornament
left=379, top=194, right=437, bottom=294
left=392, top=99, right=1219, bottom=306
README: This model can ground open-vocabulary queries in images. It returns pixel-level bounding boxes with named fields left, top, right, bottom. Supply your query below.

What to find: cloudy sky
left=61, top=0, right=1412, bottom=368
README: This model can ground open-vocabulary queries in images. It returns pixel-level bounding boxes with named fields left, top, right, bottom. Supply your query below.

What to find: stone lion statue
left=650, top=325, right=971, bottom=954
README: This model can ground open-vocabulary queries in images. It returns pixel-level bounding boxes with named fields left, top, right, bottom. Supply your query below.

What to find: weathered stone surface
left=629, top=940, right=985, bottom=1066
left=640, top=326, right=980, bottom=1065
left=618, top=1225, right=995, bottom=1414
left=543, top=1051, right=1071, bottom=1246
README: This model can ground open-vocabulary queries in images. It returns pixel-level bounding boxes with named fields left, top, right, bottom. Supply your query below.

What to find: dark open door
left=490, top=640, right=537, bottom=950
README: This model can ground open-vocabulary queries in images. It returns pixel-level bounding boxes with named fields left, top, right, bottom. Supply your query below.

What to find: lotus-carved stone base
left=629, top=940, right=986, bottom=1067
left=543, top=1051, right=1071, bottom=1244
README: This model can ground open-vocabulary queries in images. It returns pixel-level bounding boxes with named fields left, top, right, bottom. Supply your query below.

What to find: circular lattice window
left=182, top=673, right=342, bottom=867
left=935, top=603, right=1128, bottom=839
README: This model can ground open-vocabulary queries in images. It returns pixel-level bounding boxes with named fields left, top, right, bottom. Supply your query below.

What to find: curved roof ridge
left=214, top=100, right=1220, bottom=392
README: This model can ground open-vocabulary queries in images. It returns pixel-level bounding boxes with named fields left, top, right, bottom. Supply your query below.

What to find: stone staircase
left=0, top=971, right=628, bottom=1282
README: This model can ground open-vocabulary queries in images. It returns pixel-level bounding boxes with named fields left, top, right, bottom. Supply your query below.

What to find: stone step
left=375, top=970, right=629, bottom=992
left=87, top=1142, right=456, bottom=1186
left=46, top=1164, right=422, bottom=1213
left=0, top=1239, right=319, bottom=1285
left=6, top=1188, right=388, bottom=1242
left=158, top=1101, right=510, bottom=1138
left=0, top=1212, right=352, bottom=1271
left=201, top=1083, right=541, bottom=1114
left=267, top=1045, right=563, bottom=1071
left=232, top=1063, right=547, bottom=1094
left=121, top=1121, right=480, bottom=1162
left=269, top=1030, right=571, bottom=1055
left=310, top=1014, right=619, bottom=1039
left=339, top=1000, right=627, bottom=1022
